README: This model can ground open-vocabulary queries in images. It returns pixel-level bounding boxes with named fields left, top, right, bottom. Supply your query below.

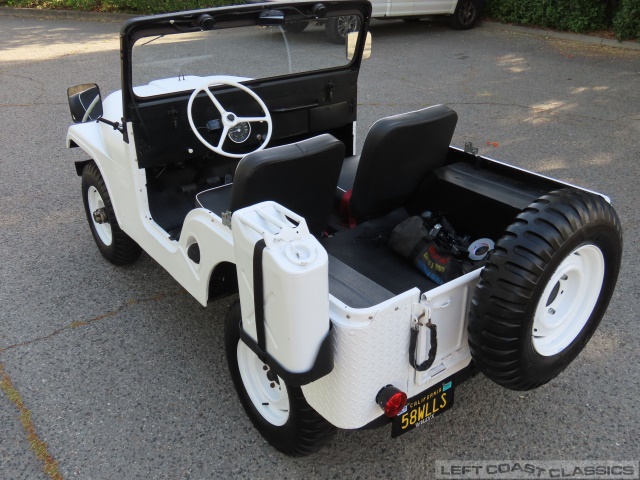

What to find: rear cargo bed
left=323, top=209, right=439, bottom=306
left=324, top=148, right=571, bottom=307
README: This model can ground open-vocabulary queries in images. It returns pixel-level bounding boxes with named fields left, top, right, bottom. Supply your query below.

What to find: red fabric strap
left=339, top=189, right=357, bottom=228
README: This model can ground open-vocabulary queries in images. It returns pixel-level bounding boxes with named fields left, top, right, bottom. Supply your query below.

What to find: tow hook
left=92, top=208, right=108, bottom=224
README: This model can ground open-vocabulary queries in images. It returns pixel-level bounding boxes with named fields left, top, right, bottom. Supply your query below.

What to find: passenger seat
left=337, top=105, right=458, bottom=225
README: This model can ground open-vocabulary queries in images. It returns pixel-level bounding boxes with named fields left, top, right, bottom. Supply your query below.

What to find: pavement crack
left=0, top=289, right=187, bottom=353
left=0, top=363, right=63, bottom=480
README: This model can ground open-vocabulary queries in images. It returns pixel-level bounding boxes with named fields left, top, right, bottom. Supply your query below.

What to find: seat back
left=349, top=105, right=458, bottom=222
left=230, top=134, right=345, bottom=235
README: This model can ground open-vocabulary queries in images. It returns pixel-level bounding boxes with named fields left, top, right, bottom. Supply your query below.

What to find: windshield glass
left=132, top=21, right=355, bottom=97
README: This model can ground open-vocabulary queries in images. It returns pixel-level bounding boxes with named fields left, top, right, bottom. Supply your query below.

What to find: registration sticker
left=391, top=376, right=455, bottom=438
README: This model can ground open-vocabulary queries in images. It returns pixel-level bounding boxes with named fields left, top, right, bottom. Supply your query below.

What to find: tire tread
left=82, top=162, right=141, bottom=266
left=468, top=189, right=622, bottom=390
left=224, top=300, right=335, bottom=456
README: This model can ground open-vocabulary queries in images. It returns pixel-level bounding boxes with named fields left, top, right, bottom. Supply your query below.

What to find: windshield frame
left=119, top=1, right=372, bottom=133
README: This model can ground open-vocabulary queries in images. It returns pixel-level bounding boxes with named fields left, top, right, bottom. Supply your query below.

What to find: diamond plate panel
left=302, top=293, right=417, bottom=429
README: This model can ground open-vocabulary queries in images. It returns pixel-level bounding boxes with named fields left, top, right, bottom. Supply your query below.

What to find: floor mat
left=321, top=209, right=439, bottom=296
left=147, top=189, right=195, bottom=239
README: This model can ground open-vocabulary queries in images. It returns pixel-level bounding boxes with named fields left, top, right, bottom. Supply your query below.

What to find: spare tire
left=468, top=189, right=622, bottom=390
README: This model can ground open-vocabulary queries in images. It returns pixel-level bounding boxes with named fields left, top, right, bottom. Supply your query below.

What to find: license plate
left=391, top=376, right=455, bottom=438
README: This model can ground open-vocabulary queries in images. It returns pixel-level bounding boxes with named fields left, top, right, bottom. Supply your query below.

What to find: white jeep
left=66, top=0, right=622, bottom=456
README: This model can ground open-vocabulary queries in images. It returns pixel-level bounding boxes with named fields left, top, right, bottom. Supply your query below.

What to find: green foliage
left=613, top=0, right=640, bottom=41
left=484, top=0, right=608, bottom=32
left=485, top=0, right=640, bottom=41
left=0, top=0, right=237, bottom=14
left=2, top=0, right=639, bottom=41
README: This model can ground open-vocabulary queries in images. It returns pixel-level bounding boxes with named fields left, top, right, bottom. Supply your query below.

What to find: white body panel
left=387, top=0, right=456, bottom=17
left=303, top=289, right=419, bottom=428
left=133, top=75, right=251, bottom=98
left=67, top=92, right=238, bottom=306
left=413, top=0, right=457, bottom=16
left=302, top=270, right=480, bottom=429
left=66, top=75, right=254, bottom=305
left=232, top=203, right=331, bottom=373
left=274, top=0, right=457, bottom=18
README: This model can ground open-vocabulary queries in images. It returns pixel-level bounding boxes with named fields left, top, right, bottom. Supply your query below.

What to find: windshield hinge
left=464, top=141, right=478, bottom=155
left=221, top=211, right=233, bottom=228
left=168, top=106, right=179, bottom=131
left=325, top=81, right=334, bottom=101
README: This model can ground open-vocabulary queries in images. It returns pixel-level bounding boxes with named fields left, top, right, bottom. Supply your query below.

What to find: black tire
left=448, top=0, right=481, bottom=30
left=325, top=15, right=361, bottom=45
left=282, top=20, right=309, bottom=33
left=81, top=162, right=141, bottom=265
left=224, top=300, right=336, bottom=456
left=468, top=189, right=622, bottom=390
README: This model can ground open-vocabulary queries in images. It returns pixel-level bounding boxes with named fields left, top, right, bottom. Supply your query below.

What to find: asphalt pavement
left=1, top=11, right=639, bottom=480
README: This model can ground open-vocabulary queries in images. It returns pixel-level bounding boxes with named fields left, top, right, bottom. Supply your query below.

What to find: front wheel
left=448, top=0, right=481, bottom=30
left=325, top=15, right=361, bottom=45
left=81, top=162, right=141, bottom=265
left=468, top=189, right=623, bottom=390
left=224, top=300, right=336, bottom=456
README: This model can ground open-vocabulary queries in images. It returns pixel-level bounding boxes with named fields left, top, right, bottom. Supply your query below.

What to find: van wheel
left=448, top=0, right=480, bottom=30
left=325, top=15, right=361, bottom=44
left=81, top=162, right=141, bottom=265
left=468, top=189, right=622, bottom=390
left=224, top=300, right=336, bottom=456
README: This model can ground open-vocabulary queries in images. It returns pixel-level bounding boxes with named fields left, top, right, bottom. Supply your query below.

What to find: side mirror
left=67, top=83, right=103, bottom=123
left=346, top=31, right=372, bottom=61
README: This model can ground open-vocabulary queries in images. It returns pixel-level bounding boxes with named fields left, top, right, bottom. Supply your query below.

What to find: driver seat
left=196, top=134, right=344, bottom=236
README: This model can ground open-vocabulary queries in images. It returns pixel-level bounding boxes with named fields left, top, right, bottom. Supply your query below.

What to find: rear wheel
left=325, top=15, right=361, bottom=44
left=468, top=189, right=622, bottom=390
left=81, top=162, right=141, bottom=265
left=448, top=0, right=481, bottom=30
left=224, top=300, right=336, bottom=456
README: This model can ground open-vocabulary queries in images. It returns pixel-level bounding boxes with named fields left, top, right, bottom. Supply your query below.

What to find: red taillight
left=376, top=385, right=408, bottom=418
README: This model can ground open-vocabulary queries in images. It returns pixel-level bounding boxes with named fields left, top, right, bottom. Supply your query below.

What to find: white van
left=281, top=0, right=482, bottom=43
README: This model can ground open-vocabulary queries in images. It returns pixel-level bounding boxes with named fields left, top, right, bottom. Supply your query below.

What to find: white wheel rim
left=532, top=244, right=605, bottom=356
left=87, top=186, right=112, bottom=246
left=237, top=341, right=289, bottom=426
